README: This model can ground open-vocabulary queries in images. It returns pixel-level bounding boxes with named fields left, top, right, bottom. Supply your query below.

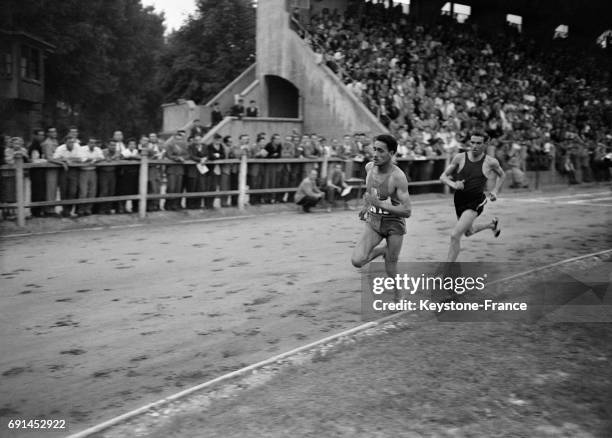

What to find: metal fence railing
left=0, top=155, right=449, bottom=227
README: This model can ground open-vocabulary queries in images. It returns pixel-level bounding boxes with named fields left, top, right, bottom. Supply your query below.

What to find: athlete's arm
left=487, top=157, right=505, bottom=201
left=439, top=154, right=463, bottom=190
left=368, top=171, right=411, bottom=218
left=358, top=162, right=375, bottom=220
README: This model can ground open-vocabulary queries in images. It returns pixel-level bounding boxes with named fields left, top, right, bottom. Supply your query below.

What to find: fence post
left=443, top=155, right=450, bottom=195
left=138, top=154, right=148, bottom=219
left=14, top=155, right=26, bottom=227
left=321, top=154, right=328, bottom=179
left=238, top=155, right=247, bottom=210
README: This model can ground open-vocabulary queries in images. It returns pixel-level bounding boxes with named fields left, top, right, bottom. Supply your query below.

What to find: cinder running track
left=0, top=188, right=610, bottom=435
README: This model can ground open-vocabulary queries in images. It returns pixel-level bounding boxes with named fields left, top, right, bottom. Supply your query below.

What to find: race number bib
left=369, top=205, right=390, bottom=215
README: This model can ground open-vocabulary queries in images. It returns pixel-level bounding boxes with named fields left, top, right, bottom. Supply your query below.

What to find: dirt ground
left=0, top=187, right=611, bottom=437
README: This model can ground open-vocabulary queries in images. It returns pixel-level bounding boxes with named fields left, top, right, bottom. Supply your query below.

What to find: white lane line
left=565, top=202, right=612, bottom=207
left=566, top=196, right=612, bottom=204
left=66, top=248, right=612, bottom=438
left=526, top=191, right=610, bottom=201
left=65, top=321, right=379, bottom=438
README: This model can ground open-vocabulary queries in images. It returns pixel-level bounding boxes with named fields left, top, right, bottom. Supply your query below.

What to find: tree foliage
left=4, top=0, right=165, bottom=138
left=3, top=0, right=256, bottom=138
left=157, top=0, right=256, bottom=104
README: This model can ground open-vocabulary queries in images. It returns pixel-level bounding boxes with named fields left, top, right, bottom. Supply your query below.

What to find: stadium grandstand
left=1, top=0, right=611, bottom=223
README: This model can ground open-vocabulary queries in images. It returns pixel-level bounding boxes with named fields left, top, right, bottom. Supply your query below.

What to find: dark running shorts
left=367, top=213, right=406, bottom=237
left=454, top=193, right=487, bottom=219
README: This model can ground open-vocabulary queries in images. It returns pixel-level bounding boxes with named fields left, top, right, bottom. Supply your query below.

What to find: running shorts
left=454, top=192, right=487, bottom=219
left=367, top=213, right=406, bottom=237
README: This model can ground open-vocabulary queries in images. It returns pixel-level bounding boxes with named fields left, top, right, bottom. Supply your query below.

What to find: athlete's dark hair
left=470, top=131, right=489, bottom=142
left=375, top=134, right=398, bottom=154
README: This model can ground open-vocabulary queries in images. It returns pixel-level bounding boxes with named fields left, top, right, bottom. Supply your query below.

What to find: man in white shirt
left=53, top=137, right=82, bottom=217
left=112, top=130, right=126, bottom=155
left=118, top=138, right=141, bottom=213
left=77, top=138, right=104, bottom=215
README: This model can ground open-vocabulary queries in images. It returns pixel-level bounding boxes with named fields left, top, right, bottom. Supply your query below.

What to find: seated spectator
left=295, top=169, right=325, bottom=213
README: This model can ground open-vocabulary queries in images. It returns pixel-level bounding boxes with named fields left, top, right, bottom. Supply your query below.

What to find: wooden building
left=0, top=30, right=55, bottom=138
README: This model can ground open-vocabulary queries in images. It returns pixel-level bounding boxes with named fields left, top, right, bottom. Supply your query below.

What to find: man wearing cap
left=439, top=131, right=506, bottom=262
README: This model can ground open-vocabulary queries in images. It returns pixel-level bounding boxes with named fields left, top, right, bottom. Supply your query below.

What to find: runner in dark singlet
left=351, top=135, right=411, bottom=285
left=440, top=131, right=506, bottom=262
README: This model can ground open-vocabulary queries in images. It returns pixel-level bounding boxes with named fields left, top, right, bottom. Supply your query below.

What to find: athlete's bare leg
left=464, top=218, right=496, bottom=237
left=384, top=234, right=403, bottom=277
left=351, top=224, right=384, bottom=268
left=447, top=210, right=478, bottom=262
left=385, top=233, right=404, bottom=301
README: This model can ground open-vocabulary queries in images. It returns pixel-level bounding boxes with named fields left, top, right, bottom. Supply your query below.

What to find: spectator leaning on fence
left=41, top=127, right=60, bottom=216
left=186, top=133, right=207, bottom=209
left=263, top=133, right=282, bottom=203
left=53, top=137, right=81, bottom=217
left=228, top=134, right=250, bottom=206
left=247, top=134, right=268, bottom=205
left=27, top=129, right=47, bottom=217
left=1, top=137, right=28, bottom=220
left=220, top=136, right=233, bottom=207
left=164, top=130, right=189, bottom=211
left=205, top=133, right=226, bottom=209
left=98, top=140, right=121, bottom=214
left=144, top=134, right=164, bottom=212
left=116, top=138, right=141, bottom=213
left=77, top=138, right=104, bottom=216
left=66, top=126, right=81, bottom=146
left=112, top=130, right=126, bottom=154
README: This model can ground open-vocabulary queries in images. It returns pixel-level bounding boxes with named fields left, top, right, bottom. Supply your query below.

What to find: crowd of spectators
left=2, top=4, right=612, bottom=220
left=297, top=2, right=612, bottom=186
left=1, top=126, right=434, bottom=220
